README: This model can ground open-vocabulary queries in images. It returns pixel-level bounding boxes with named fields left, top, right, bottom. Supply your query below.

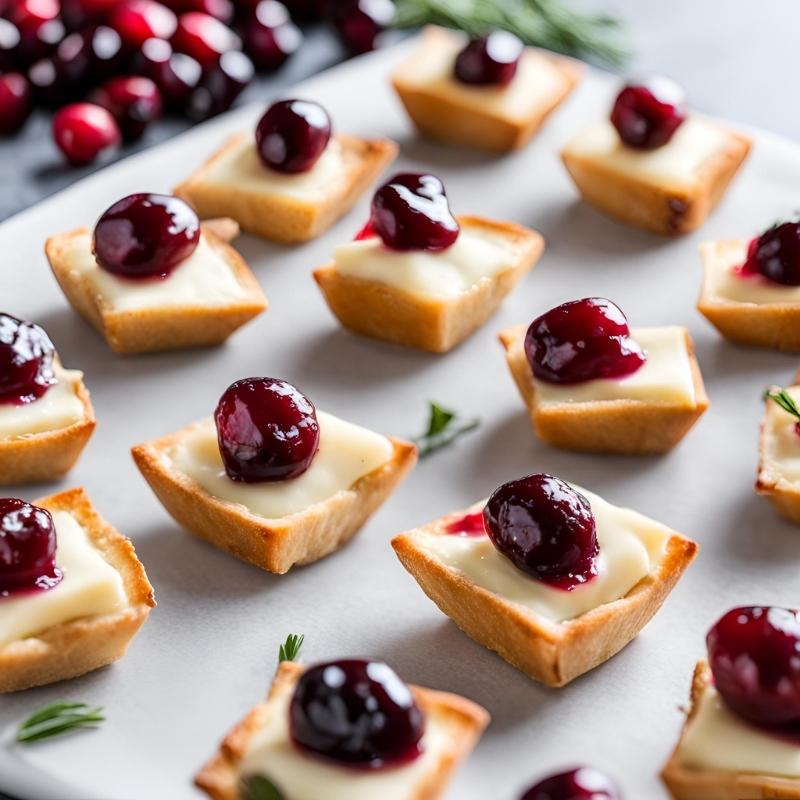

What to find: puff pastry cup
left=0, top=487, right=155, bottom=693
left=195, top=660, right=490, bottom=800
left=174, top=133, right=398, bottom=243
left=315, top=217, right=544, bottom=353
left=45, top=218, right=267, bottom=355
left=392, top=26, right=581, bottom=153
left=499, top=324, right=709, bottom=454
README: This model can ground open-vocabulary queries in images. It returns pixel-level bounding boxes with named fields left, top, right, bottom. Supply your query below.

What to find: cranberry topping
left=610, top=78, right=686, bottom=150
left=369, top=172, right=459, bottom=252
left=187, top=49, right=253, bottom=120
left=0, top=73, right=32, bottom=136
left=445, top=510, right=486, bottom=537
left=93, top=193, right=200, bottom=280
left=524, top=298, right=646, bottom=385
left=521, top=767, right=622, bottom=800
left=52, top=102, right=121, bottom=165
left=331, top=0, right=394, bottom=55
left=0, top=499, right=61, bottom=594
left=739, top=222, right=800, bottom=286
left=0, top=314, right=56, bottom=405
left=255, top=98, right=331, bottom=174
left=483, top=474, right=598, bottom=589
left=90, top=76, right=163, bottom=140
left=454, top=32, right=523, bottom=87
left=707, top=606, right=800, bottom=729
left=135, top=37, right=202, bottom=110
left=110, top=0, right=178, bottom=49
left=289, top=659, right=425, bottom=768
left=171, top=11, right=239, bottom=68
left=214, top=377, right=320, bottom=483
left=243, top=1, right=302, bottom=72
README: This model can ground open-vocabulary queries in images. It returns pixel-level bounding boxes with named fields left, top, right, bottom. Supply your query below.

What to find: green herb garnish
left=16, top=701, right=105, bottom=744
left=413, top=402, right=480, bottom=458
left=278, top=633, right=305, bottom=663
left=242, top=775, right=285, bottom=800
left=766, top=388, right=800, bottom=421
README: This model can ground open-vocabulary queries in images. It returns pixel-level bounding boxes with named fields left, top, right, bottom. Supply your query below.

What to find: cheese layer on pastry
left=761, top=385, right=800, bottom=484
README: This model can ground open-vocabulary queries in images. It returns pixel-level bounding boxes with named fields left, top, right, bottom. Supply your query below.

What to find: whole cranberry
left=0, top=73, right=32, bottom=136
left=110, top=0, right=178, bottom=49
left=9, top=0, right=60, bottom=27
left=171, top=11, right=238, bottom=67
left=332, top=0, right=394, bottom=55
left=0, top=499, right=61, bottom=594
left=707, top=606, right=800, bottom=729
left=53, top=102, right=121, bottom=165
left=0, top=313, right=56, bottom=404
left=27, top=56, right=69, bottom=106
left=521, top=767, right=622, bottom=800
left=243, top=1, right=302, bottom=72
left=742, top=221, right=800, bottom=286
left=610, top=78, right=686, bottom=150
left=370, top=172, right=459, bottom=252
left=214, top=377, right=320, bottom=483
left=93, top=193, right=200, bottom=279
left=14, top=17, right=66, bottom=65
left=454, top=32, right=523, bottom=87
left=255, top=99, right=331, bottom=174
left=60, top=0, right=118, bottom=29
left=483, top=474, right=599, bottom=588
left=90, top=75, right=162, bottom=140
left=290, top=660, right=425, bottom=768
left=0, top=18, right=21, bottom=71
left=135, top=36, right=202, bottom=109
left=187, top=49, right=252, bottom=120
left=524, top=298, right=646, bottom=384
left=56, top=25, right=126, bottom=88
left=162, top=0, right=234, bottom=23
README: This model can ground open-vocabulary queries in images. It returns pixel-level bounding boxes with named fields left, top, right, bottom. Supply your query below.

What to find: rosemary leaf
left=242, top=775, right=285, bottom=800
left=16, top=701, right=105, bottom=744
left=766, top=388, right=800, bottom=421
left=413, top=402, right=480, bottom=457
left=278, top=633, right=305, bottom=663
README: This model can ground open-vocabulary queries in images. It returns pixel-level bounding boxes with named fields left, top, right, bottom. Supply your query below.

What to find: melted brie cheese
left=65, top=232, right=251, bottom=312
left=416, top=487, right=670, bottom=623
left=761, top=386, right=800, bottom=484
left=170, top=412, right=394, bottom=519
left=0, top=511, right=127, bottom=649
left=534, top=327, right=696, bottom=405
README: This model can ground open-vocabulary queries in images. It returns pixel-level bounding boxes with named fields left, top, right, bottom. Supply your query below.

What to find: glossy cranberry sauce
left=520, top=767, right=622, bottom=800
left=454, top=32, right=523, bottom=87
left=444, top=510, right=486, bottom=537
left=255, top=98, right=331, bottom=174
left=738, top=222, right=800, bottom=286
left=610, top=79, right=685, bottom=150
left=0, top=313, right=56, bottom=405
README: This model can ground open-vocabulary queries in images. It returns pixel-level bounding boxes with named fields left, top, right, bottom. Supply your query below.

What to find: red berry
left=332, top=0, right=394, bottom=55
left=110, top=0, right=177, bottom=49
left=90, top=75, right=162, bottom=140
left=0, top=499, right=61, bottom=594
left=188, top=49, right=252, bottom=120
left=243, top=1, right=302, bottom=72
left=161, top=0, right=234, bottom=24
left=56, top=25, right=126, bottom=88
left=0, top=73, right=32, bottom=135
left=0, top=18, right=22, bottom=71
left=610, top=78, right=686, bottom=150
left=52, top=102, right=121, bottom=165
left=9, top=0, right=60, bottom=27
left=171, top=11, right=238, bottom=67
left=255, top=98, right=331, bottom=174
left=135, top=36, right=202, bottom=109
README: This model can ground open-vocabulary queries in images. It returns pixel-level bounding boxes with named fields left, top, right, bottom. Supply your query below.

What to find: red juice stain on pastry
left=0, top=313, right=56, bottom=405
left=445, top=510, right=486, bottom=536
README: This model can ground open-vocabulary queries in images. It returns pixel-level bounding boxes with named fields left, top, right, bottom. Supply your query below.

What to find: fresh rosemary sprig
left=765, top=388, right=800, bottom=421
left=242, top=775, right=284, bottom=800
left=413, top=402, right=480, bottom=457
left=278, top=633, right=305, bottom=663
left=392, top=0, right=630, bottom=66
left=16, top=701, right=105, bottom=744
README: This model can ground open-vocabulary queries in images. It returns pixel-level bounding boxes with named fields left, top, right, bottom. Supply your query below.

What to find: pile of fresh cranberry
left=0, top=0, right=394, bottom=165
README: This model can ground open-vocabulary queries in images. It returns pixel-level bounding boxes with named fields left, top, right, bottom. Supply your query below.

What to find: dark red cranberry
left=162, top=0, right=234, bottom=23
left=214, top=377, right=320, bottom=483
left=331, top=0, right=393, bottom=55
left=0, top=18, right=21, bottom=71
left=56, top=25, right=126, bottom=88
left=9, top=0, right=60, bottom=27
left=0, top=499, right=61, bottom=594
left=135, top=37, right=202, bottom=109
left=27, top=56, right=69, bottom=106
left=610, top=79, right=685, bottom=150
left=454, top=32, right=523, bottom=87
left=93, top=193, right=200, bottom=279
left=60, top=0, right=118, bottom=29
left=707, top=606, right=800, bottom=729
left=445, top=511, right=486, bottom=537
left=289, top=660, right=424, bottom=768
left=740, top=222, right=800, bottom=286
left=255, top=99, right=331, bottom=174
left=110, top=0, right=178, bottom=49
left=521, top=767, right=622, bottom=800
left=171, top=11, right=238, bottom=67
left=282, top=0, right=327, bottom=20
left=483, top=474, right=599, bottom=588
left=525, top=298, right=646, bottom=385
left=52, top=102, right=121, bottom=165
left=14, top=17, right=66, bottom=65
left=0, top=313, right=56, bottom=404
left=243, top=1, right=302, bottom=72
left=0, top=73, right=32, bottom=136
left=90, top=75, right=162, bottom=140
left=187, top=48, right=252, bottom=120
left=370, top=173, right=459, bottom=252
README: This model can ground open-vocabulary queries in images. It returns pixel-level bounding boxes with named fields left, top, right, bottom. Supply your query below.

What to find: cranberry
left=521, top=767, right=622, bottom=800
left=171, top=11, right=238, bottom=67
left=331, top=0, right=393, bottom=55
left=525, top=298, right=646, bottom=385
left=56, top=25, right=126, bottom=88
left=0, top=18, right=21, bottom=71
left=0, top=73, right=32, bottom=136
left=454, top=32, right=523, bottom=87
left=60, top=0, right=118, bottom=29
left=282, top=0, right=327, bottom=20
left=707, top=606, right=800, bottom=729
left=445, top=511, right=486, bottom=536
left=187, top=49, right=253, bottom=120
left=289, top=660, right=424, bottom=768
left=9, top=0, right=60, bottom=27
left=243, top=1, right=302, bottom=72
left=110, top=0, right=177, bottom=49
left=0, top=499, right=61, bottom=594
left=162, top=0, right=234, bottom=23
left=90, top=75, right=162, bottom=140
left=135, top=37, right=202, bottom=109
left=255, top=99, right=331, bottom=174
left=27, top=56, right=69, bottom=106
left=610, top=78, right=685, bottom=150
left=214, top=377, right=320, bottom=483
left=370, top=173, right=459, bottom=252
left=0, top=314, right=56, bottom=404
left=14, top=17, right=65, bottom=65
left=52, top=102, right=121, bottom=165
left=483, top=474, right=599, bottom=588
left=93, top=193, right=199, bottom=279
left=740, top=221, right=800, bottom=286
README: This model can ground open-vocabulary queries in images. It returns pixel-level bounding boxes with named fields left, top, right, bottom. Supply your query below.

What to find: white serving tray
left=2, top=34, right=799, bottom=800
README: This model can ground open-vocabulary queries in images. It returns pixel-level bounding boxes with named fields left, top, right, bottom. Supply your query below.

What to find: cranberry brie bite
left=699, top=220, right=800, bottom=350
left=46, top=194, right=266, bottom=355
left=0, top=314, right=94, bottom=484
left=562, top=78, right=751, bottom=235
left=392, top=473, right=697, bottom=687
left=662, top=607, right=800, bottom=797
left=314, top=172, right=544, bottom=353
left=132, top=377, right=416, bottom=574
left=520, top=767, right=623, bottom=800
left=392, top=26, right=581, bottom=153
left=174, top=98, right=398, bottom=243
left=195, top=658, right=488, bottom=800
left=0, top=488, right=154, bottom=692
left=499, top=297, right=708, bottom=454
